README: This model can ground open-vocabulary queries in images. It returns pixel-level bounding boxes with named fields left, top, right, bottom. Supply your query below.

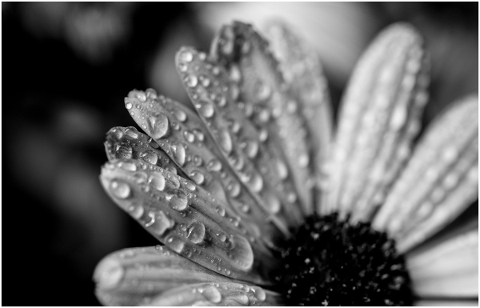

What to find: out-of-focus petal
left=407, top=229, right=478, bottom=297
left=373, top=95, right=478, bottom=252
left=94, top=246, right=234, bottom=305
left=175, top=45, right=305, bottom=228
left=415, top=300, right=478, bottom=306
left=149, top=281, right=282, bottom=306
left=323, top=23, right=429, bottom=222
left=100, top=158, right=278, bottom=285
left=124, top=89, right=288, bottom=248
left=262, top=20, right=333, bottom=213
left=210, top=21, right=318, bottom=217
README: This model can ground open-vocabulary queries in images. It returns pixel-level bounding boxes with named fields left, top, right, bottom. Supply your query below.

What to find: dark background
left=2, top=3, right=477, bottom=305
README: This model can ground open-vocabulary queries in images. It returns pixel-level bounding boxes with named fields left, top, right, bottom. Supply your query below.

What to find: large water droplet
left=167, top=236, right=185, bottom=254
left=202, top=285, right=222, bottom=304
left=247, top=172, right=263, bottom=192
left=276, top=160, right=288, bottom=179
left=228, top=235, right=254, bottom=271
left=170, top=191, right=188, bottom=211
left=229, top=153, right=244, bottom=171
left=207, top=159, right=222, bottom=172
left=227, top=180, right=241, bottom=198
left=148, top=113, right=170, bottom=140
left=255, top=82, right=272, bottom=102
left=125, top=101, right=133, bottom=110
left=190, top=170, right=205, bottom=185
left=129, top=204, right=144, bottom=218
left=174, top=109, right=187, bottom=122
left=147, top=211, right=174, bottom=236
left=229, top=65, right=242, bottom=83
left=192, top=129, right=205, bottom=142
left=125, top=127, right=139, bottom=139
left=141, top=151, right=158, bottom=165
left=110, top=180, right=131, bottom=199
left=252, top=286, right=266, bottom=302
left=119, top=161, right=137, bottom=171
left=149, top=173, right=166, bottom=191
left=185, top=74, right=198, bottom=88
left=243, top=140, right=259, bottom=158
left=183, top=130, right=195, bottom=143
left=180, top=50, right=193, bottom=63
left=197, top=101, right=215, bottom=118
left=265, top=191, right=281, bottom=214
left=171, top=143, right=186, bottom=166
left=218, top=129, right=232, bottom=154
left=187, top=221, right=206, bottom=244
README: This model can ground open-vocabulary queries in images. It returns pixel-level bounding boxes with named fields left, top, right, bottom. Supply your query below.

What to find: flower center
left=274, top=213, right=413, bottom=306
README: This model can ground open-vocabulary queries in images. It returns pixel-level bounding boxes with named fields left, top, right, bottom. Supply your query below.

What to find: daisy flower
left=94, top=21, right=478, bottom=306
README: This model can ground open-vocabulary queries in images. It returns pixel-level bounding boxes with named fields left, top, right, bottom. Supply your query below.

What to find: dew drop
left=148, top=113, right=170, bottom=140
left=218, top=129, right=233, bottom=154
left=259, top=129, right=268, bottom=142
left=247, top=172, right=263, bottom=192
left=193, top=155, right=203, bottom=166
left=258, top=109, right=270, bottom=123
left=174, top=109, right=187, bottom=122
left=171, top=143, right=186, bottom=166
left=135, top=92, right=147, bottom=102
left=193, top=129, right=205, bottom=142
left=255, top=82, right=272, bottom=102
left=252, top=286, right=266, bottom=302
left=230, top=84, right=240, bottom=101
left=228, top=235, right=254, bottom=271
left=183, top=130, right=196, bottom=143
left=276, top=159, right=288, bottom=179
left=198, top=101, right=215, bottom=118
left=110, top=180, right=131, bottom=199
left=299, top=153, right=310, bottom=167
left=207, top=159, right=222, bottom=172
left=201, top=76, right=211, bottom=88
left=215, top=95, right=227, bottom=107
left=166, top=236, right=185, bottom=254
left=178, top=63, right=187, bottom=72
left=180, top=50, right=193, bottom=63
left=227, top=180, right=241, bottom=198
left=229, top=65, right=242, bottom=83
left=185, top=74, right=198, bottom=87
left=141, top=151, right=158, bottom=165
left=185, top=181, right=196, bottom=191
left=187, top=221, right=206, bottom=244
left=244, top=140, right=259, bottom=158
left=265, top=191, right=281, bottom=214
left=147, top=211, right=174, bottom=236
left=149, top=173, right=166, bottom=191
left=170, top=191, right=189, bottom=211
left=212, top=66, right=220, bottom=76
left=202, top=285, right=222, bottom=304
left=119, top=161, right=137, bottom=171
left=129, top=204, right=144, bottom=219
left=125, top=127, right=139, bottom=139
left=125, top=101, right=133, bottom=110
left=190, top=170, right=205, bottom=185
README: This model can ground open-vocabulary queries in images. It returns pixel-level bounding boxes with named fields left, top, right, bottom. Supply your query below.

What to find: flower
left=94, top=21, right=478, bottom=306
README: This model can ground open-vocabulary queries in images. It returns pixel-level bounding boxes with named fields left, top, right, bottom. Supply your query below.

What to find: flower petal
left=406, top=229, right=478, bottom=298
left=415, top=300, right=478, bottom=306
left=94, top=246, right=233, bottom=305
left=175, top=45, right=305, bottom=228
left=125, top=89, right=288, bottom=248
left=322, top=23, right=429, bottom=221
left=373, top=95, right=478, bottom=252
left=210, top=21, right=319, bottom=217
left=149, top=281, right=283, bottom=306
left=263, top=20, right=334, bottom=213
left=100, top=158, right=278, bottom=285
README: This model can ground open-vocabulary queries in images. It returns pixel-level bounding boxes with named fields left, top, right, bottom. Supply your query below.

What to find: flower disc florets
left=275, top=214, right=413, bottom=306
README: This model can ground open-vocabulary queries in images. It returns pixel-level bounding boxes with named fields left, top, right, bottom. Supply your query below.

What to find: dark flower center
left=274, top=213, right=413, bottom=306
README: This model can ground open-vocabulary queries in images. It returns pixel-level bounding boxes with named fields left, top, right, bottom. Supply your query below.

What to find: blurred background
left=2, top=2, right=477, bottom=305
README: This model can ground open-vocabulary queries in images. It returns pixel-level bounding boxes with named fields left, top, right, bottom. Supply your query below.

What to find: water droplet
left=207, top=159, right=222, bottom=172
left=258, top=109, right=270, bottom=122
left=212, top=66, right=220, bottom=76
left=185, top=181, right=196, bottom=191
left=216, top=207, right=226, bottom=217
left=174, top=109, right=187, bottom=122
left=241, top=204, right=250, bottom=213
left=178, top=63, right=188, bottom=72
left=125, top=127, right=139, bottom=139
left=192, top=129, right=205, bottom=142
left=230, top=84, right=240, bottom=101
left=442, top=147, right=459, bottom=163
left=229, top=65, right=242, bottom=82
left=252, top=286, right=266, bottom=302
left=185, top=74, right=198, bottom=87
left=246, top=172, right=263, bottom=192
left=200, top=76, right=211, bottom=88
left=241, top=41, right=251, bottom=54
left=135, top=92, right=147, bottom=102
left=171, top=143, right=186, bottom=166
left=229, top=153, right=244, bottom=171
left=129, top=204, right=144, bottom=218
left=390, top=106, right=407, bottom=130
left=265, top=191, right=281, bottom=214
left=166, top=236, right=185, bottom=254
left=95, top=257, right=124, bottom=289
left=141, top=151, right=158, bottom=165
left=287, top=100, right=297, bottom=113
left=198, top=52, right=207, bottom=61
left=119, top=161, right=137, bottom=172
left=243, top=140, right=259, bottom=158
left=183, top=130, right=195, bottom=143
left=227, top=179, right=241, bottom=197
left=198, top=101, right=215, bottom=118
left=148, top=113, right=170, bottom=140
left=214, top=95, right=227, bottom=107
left=110, top=180, right=131, bottom=199
left=276, top=160, right=288, bottom=179
left=147, top=211, right=174, bottom=236
left=259, top=129, right=268, bottom=142
left=190, top=170, right=205, bottom=185
left=202, top=285, right=222, bottom=303
left=170, top=191, right=188, bottom=211
left=187, top=221, right=206, bottom=244
left=228, top=235, right=254, bottom=271
left=299, top=153, right=310, bottom=167
left=180, top=50, right=193, bottom=63
left=218, top=129, right=232, bottom=154
left=193, top=155, right=203, bottom=166
left=149, top=173, right=166, bottom=191
left=255, top=82, right=272, bottom=102
left=125, top=101, right=133, bottom=110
